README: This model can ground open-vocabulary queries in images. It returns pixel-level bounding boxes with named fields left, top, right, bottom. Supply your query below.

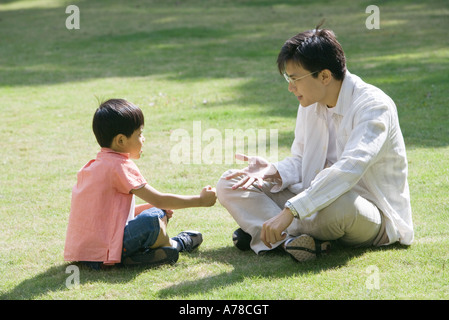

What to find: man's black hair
left=277, top=21, right=346, bottom=80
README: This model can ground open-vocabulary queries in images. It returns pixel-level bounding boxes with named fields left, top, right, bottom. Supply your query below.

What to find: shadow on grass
left=0, top=262, right=141, bottom=300
left=0, top=242, right=408, bottom=300
left=156, top=242, right=409, bottom=298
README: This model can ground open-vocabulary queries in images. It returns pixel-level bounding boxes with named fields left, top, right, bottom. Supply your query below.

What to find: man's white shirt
left=273, top=71, right=414, bottom=245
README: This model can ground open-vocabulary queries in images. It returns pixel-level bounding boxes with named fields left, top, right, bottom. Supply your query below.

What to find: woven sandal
left=285, top=234, right=331, bottom=262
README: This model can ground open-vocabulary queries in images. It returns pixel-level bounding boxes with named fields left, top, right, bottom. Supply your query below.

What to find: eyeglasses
left=283, top=71, right=318, bottom=85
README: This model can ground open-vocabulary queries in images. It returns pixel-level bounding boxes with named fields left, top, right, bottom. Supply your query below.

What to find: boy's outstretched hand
left=200, top=185, right=217, bottom=207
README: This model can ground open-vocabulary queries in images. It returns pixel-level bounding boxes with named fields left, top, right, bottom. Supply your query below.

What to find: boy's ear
left=111, top=133, right=127, bottom=149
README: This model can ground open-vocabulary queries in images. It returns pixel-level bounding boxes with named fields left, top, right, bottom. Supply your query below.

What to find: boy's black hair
left=277, top=21, right=346, bottom=80
left=92, top=99, right=144, bottom=148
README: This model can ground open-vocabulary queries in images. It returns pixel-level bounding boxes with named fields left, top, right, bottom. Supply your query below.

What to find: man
left=216, top=25, right=413, bottom=262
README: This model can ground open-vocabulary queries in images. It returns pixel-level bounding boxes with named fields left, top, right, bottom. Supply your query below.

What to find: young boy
left=64, top=98, right=217, bottom=269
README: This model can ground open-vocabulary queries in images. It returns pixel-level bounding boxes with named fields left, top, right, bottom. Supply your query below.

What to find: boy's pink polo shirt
left=64, top=148, right=146, bottom=264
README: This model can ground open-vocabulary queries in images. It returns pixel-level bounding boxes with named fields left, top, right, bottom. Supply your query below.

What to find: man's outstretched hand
left=224, top=154, right=280, bottom=190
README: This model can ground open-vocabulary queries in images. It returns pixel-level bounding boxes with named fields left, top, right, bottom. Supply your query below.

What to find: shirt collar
left=333, top=70, right=355, bottom=116
left=99, top=147, right=130, bottom=159
left=314, top=70, right=354, bottom=118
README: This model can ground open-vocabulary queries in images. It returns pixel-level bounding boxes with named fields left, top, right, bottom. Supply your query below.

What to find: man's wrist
left=285, top=200, right=300, bottom=219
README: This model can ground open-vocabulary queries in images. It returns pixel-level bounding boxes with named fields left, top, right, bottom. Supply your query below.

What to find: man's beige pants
left=216, top=169, right=386, bottom=254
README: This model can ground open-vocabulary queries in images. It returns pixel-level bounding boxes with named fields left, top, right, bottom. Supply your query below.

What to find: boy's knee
left=140, top=207, right=166, bottom=221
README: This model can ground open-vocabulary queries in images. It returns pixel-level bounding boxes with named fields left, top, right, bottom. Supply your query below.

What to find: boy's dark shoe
left=80, top=261, right=104, bottom=270
left=122, top=246, right=179, bottom=267
left=232, top=228, right=252, bottom=251
left=172, top=231, right=203, bottom=252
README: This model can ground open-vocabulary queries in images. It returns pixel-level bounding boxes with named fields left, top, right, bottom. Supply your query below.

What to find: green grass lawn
left=1, top=0, right=448, bottom=300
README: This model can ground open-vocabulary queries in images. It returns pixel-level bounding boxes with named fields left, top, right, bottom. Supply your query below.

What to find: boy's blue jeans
left=121, top=207, right=166, bottom=259
left=81, top=207, right=165, bottom=270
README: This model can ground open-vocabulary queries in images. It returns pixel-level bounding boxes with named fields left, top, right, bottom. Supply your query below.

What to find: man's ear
left=320, top=69, right=333, bottom=85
